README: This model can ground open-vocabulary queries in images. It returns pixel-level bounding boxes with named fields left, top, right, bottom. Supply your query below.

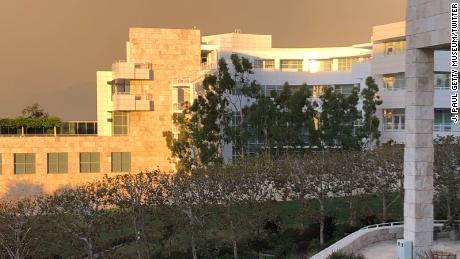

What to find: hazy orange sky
left=0, top=0, right=406, bottom=120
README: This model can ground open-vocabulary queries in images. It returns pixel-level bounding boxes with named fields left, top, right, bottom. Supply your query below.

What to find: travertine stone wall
left=404, top=48, right=435, bottom=255
left=127, top=28, right=201, bottom=170
left=404, top=0, right=451, bottom=256
left=0, top=136, right=164, bottom=199
left=0, top=28, right=201, bottom=199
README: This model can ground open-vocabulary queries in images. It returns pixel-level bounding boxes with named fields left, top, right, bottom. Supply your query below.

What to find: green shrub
left=327, top=250, right=366, bottom=259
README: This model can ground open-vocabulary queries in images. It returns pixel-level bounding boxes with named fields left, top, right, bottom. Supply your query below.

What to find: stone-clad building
left=0, top=19, right=453, bottom=203
left=0, top=28, right=201, bottom=198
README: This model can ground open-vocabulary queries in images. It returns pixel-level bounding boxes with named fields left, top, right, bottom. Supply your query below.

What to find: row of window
left=0, top=152, right=131, bottom=175
left=253, top=56, right=370, bottom=72
left=382, top=72, right=451, bottom=91
left=383, top=109, right=457, bottom=132
left=260, top=84, right=356, bottom=97
left=383, top=40, right=406, bottom=56
left=0, top=121, right=98, bottom=136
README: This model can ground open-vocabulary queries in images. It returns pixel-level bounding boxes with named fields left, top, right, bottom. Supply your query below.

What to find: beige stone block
left=405, top=106, right=434, bottom=120
left=404, top=174, right=434, bottom=190
left=405, top=133, right=434, bottom=148
left=404, top=189, right=434, bottom=205
left=405, top=91, right=434, bottom=106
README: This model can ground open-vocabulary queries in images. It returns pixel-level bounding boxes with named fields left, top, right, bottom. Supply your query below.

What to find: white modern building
left=194, top=21, right=453, bottom=159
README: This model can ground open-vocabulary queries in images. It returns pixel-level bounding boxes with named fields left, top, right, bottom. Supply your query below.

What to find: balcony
left=0, top=121, right=97, bottom=137
left=434, top=123, right=460, bottom=133
left=112, top=93, right=154, bottom=111
left=112, top=61, right=153, bottom=80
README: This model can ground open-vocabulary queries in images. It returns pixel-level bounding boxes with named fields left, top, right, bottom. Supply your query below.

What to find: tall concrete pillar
left=404, top=48, right=434, bottom=257
left=405, top=0, right=450, bottom=256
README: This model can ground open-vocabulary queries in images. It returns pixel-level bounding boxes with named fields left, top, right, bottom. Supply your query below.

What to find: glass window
left=336, top=56, right=369, bottom=71
left=0, top=154, right=2, bottom=174
left=254, top=59, right=275, bottom=70
left=113, top=112, right=129, bottom=135
left=111, top=152, right=131, bottom=172
left=231, top=112, right=241, bottom=128
left=383, top=73, right=405, bottom=90
left=263, top=85, right=283, bottom=97
left=280, top=59, right=303, bottom=72
left=14, top=153, right=35, bottom=174
left=434, top=73, right=451, bottom=89
left=434, top=109, right=453, bottom=132
left=314, top=59, right=332, bottom=72
left=383, top=109, right=405, bottom=131
left=308, top=85, right=327, bottom=97
left=335, top=85, right=355, bottom=96
left=384, top=40, right=406, bottom=55
left=80, top=152, right=100, bottom=173
left=47, top=153, right=68, bottom=174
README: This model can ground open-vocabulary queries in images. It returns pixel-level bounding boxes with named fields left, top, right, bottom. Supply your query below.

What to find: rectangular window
left=263, top=85, right=283, bottom=97
left=0, top=154, right=2, bottom=174
left=336, top=56, right=369, bottom=71
left=335, top=84, right=355, bottom=96
left=14, top=153, right=35, bottom=174
left=280, top=59, right=303, bottom=72
left=80, top=152, right=100, bottom=173
left=383, top=73, right=405, bottom=90
left=434, top=73, right=451, bottom=89
left=308, top=85, right=327, bottom=97
left=434, top=109, right=455, bottom=132
left=47, top=153, right=68, bottom=174
left=314, top=59, right=333, bottom=72
left=254, top=59, right=275, bottom=71
left=111, top=152, right=131, bottom=172
left=383, top=109, right=405, bottom=131
left=113, top=111, right=129, bottom=135
left=384, top=40, right=406, bottom=55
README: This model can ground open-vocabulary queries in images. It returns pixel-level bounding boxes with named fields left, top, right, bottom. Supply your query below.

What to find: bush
left=327, top=250, right=366, bottom=259
left=302, top=215, right=336, bottom=242
left=359, top=214, right=378, bottom=227
left=335, top=223, right=360, bottom=238
left=418, top=250, right=457, bottom=259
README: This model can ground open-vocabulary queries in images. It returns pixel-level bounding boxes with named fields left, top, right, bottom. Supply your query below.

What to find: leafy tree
left=366, top=145, right=404, bottom=221
left=318, top=86, right=361, bottom=149
left=102, top=171, right=169, bottom=258
left=41, top=183, right=111, bottom=259
left=334, top=151, right=370, bottom=226
left=164, top=54, right=259, bottom=171
left=244, top=83, right=317, bottom=156
left=0, top=198, right=43, bottom=259
left=165, top=170, right=217, bottom=259
left=359, top=77, right=382, bottom=148
left=21, top=103, right=48, bottom=118
left=434, top=136, right=460, bottom=222
left=285, top=152, right=339, bottom=246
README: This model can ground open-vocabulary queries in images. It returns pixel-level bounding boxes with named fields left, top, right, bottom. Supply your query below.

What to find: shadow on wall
left=1, top=182, right=44, bottom=201
left=1, top=183, right=74, bottom=200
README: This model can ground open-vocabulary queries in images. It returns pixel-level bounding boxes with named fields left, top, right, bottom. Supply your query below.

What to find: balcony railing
left=383, top=79, right=406, bottom=91
left=112, top=92, right=154, bottom=111
left=170, top=63, right=217, bottom=86
left=434, top=123, right=460, bottom=132
left=0, top=121, right=98, bottom=137
left=112, top=61, right=153, bottom=80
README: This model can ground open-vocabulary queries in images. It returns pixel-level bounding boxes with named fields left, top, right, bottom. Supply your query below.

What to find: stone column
left=404, top=48, right=434, bottom=257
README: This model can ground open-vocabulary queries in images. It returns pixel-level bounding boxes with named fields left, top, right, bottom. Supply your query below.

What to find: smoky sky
left=0, top=0, right=405, bottom=120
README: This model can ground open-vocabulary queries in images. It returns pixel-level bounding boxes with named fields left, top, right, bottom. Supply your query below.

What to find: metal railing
left=312, top=220, right=459, bottom=259
left=0, top=121, right=98, bottom=137
left=170, top=63, right=217, bottom=85
left=434, top=123, right=460, bottom=132
left=112, top=92, right=153, bottom=100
